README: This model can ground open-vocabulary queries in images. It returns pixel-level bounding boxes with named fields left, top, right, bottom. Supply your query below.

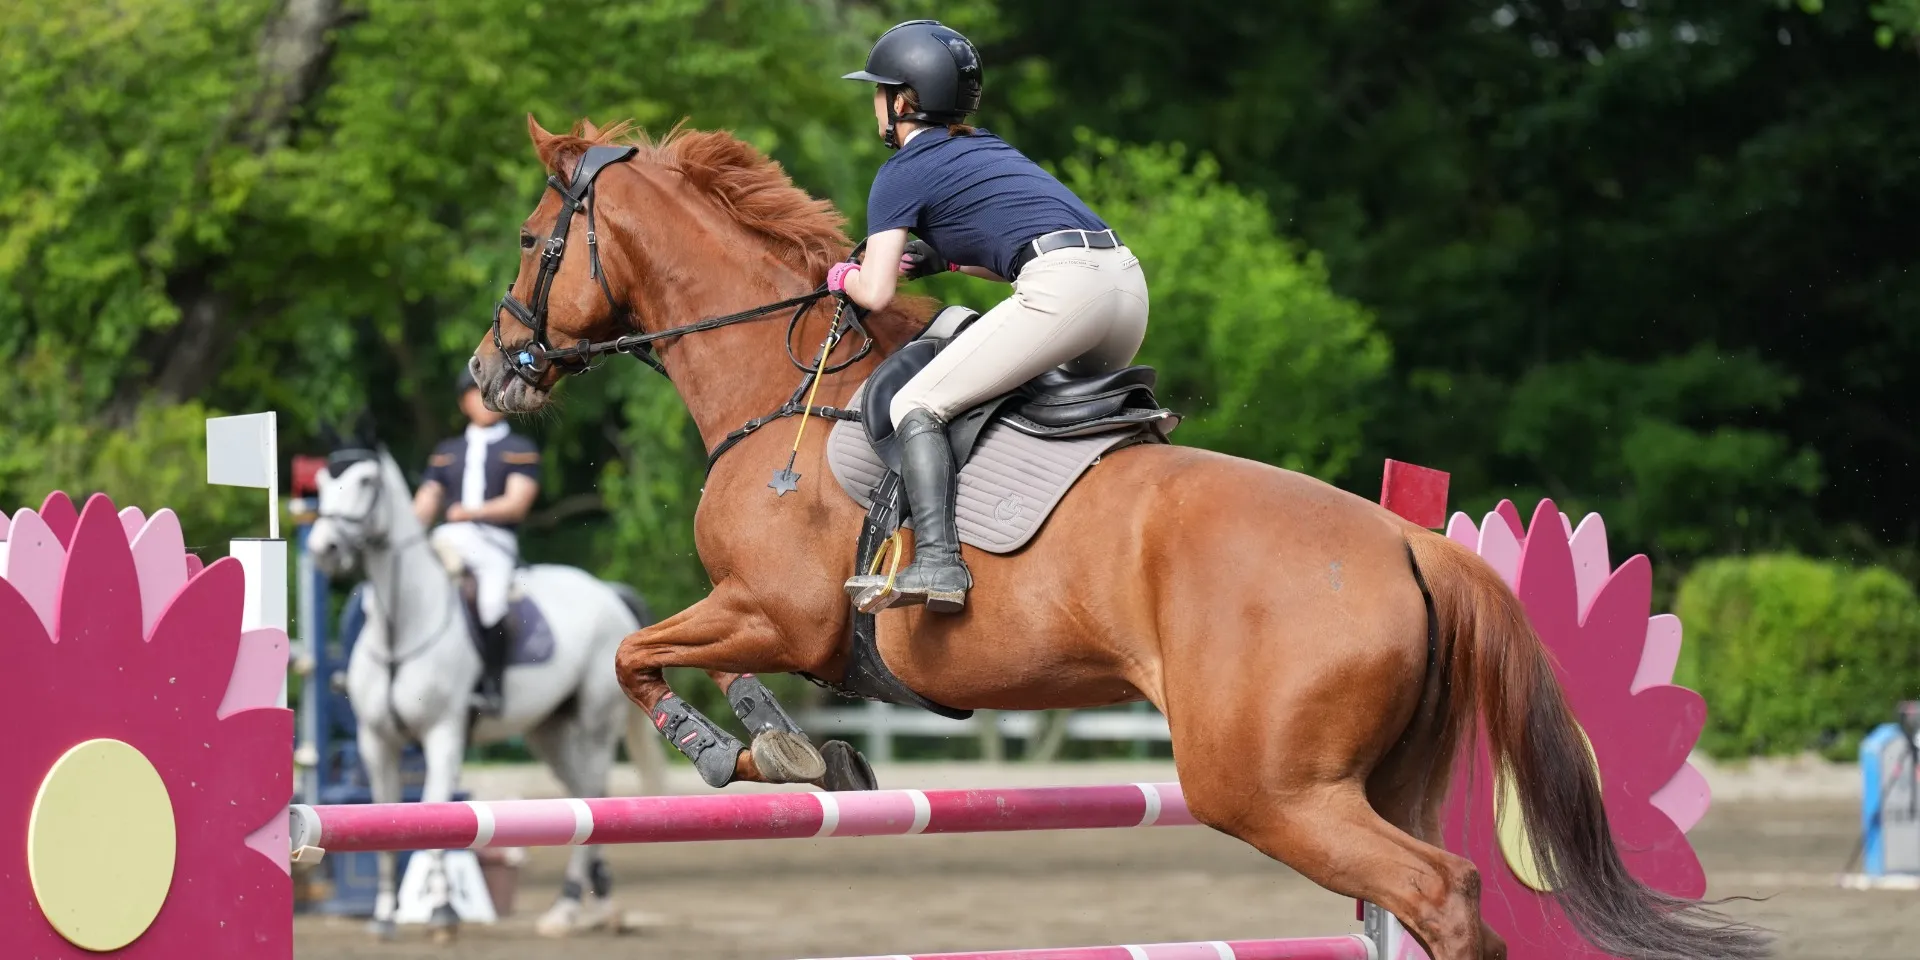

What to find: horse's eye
left=520, top=233, right=536, bottom=249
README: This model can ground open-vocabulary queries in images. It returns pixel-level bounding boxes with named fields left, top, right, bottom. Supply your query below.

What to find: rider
left=831, top=20, right=1149, bottom=613
left=413, top=368, right=543, bottom=714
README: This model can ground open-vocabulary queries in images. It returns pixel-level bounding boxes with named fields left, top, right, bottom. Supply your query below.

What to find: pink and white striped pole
left=289, top=783, right=1194, bottom=855
left=804, top=936, right=1375, bottom=959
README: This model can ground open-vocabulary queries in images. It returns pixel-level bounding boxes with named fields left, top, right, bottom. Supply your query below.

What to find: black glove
left=900, top=239, right=953, bottom=281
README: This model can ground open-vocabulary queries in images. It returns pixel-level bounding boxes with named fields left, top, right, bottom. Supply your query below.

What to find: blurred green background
left=5, top=0, right=1918, bottom=758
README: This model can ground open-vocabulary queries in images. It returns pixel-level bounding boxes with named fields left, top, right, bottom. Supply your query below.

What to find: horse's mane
left=536, top=118, right=931, bottom=352
left=537, top=119, right=850, bottom=279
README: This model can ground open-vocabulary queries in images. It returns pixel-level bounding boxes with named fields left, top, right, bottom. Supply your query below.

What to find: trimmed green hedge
left=1675, top=554, right=1920, bottom=760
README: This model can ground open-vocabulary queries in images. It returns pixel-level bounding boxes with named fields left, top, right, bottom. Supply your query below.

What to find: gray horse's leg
left=525, top=712, right=620, bottom=937
left=358, top=725, right=404, bottom=940
left=417, top=719, right=469, bottom=943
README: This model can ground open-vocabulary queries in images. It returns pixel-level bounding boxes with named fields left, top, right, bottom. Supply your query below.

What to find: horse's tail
left=1406, top=530, right=1769, bottom=960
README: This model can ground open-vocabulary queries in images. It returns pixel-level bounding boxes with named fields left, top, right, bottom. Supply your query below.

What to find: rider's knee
left=888, top=393, right=942, bottom=429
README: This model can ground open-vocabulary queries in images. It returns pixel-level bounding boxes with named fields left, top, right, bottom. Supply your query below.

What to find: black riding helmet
left=843, top=20, right=982, bottom=148
left=455, top=366, right=479, bottom=396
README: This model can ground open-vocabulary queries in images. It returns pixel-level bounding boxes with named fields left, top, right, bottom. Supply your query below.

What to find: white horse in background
left=306, top=445, right=666, bottom=940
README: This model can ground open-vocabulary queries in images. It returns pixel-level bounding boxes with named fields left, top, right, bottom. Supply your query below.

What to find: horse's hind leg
left=1211, top=779, right=1497, bottom=960
left=1161, top=585, right=1498, bottom=959
left=525, top=711, right=619, bottom=937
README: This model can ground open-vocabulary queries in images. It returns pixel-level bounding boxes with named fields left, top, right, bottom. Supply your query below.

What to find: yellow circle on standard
left=1493, top=724, right=1601, bottom=892
left=28, top=738, right=177, bottom=951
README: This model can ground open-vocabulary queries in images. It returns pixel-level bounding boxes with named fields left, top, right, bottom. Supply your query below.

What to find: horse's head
left=474, top=117, right=923, bottom=425
left=471, top=117, right=636, bottom=412
left=306, top=446, right=394, bottom=577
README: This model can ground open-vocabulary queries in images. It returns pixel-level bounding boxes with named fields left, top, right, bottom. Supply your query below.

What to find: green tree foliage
left=988, top=0, right=1920, bottom=565
left=1054, top=136, right=1388, bottom=476
left=1676, top=554, right=1920, bottom=759
left=5, top=1, right=1918, bottom=760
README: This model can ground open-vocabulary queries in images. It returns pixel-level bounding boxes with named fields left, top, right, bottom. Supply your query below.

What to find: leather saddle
left=800, top=306, right=1177, bottom=722
left=429, top=541, right=553, bottom=671
left=861, top=306, right=1177, bottom=472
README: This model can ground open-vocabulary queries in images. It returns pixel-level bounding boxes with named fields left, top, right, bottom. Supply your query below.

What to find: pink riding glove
left=827, top=261, right=860, bottom=293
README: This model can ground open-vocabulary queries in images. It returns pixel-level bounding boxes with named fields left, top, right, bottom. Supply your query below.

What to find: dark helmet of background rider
left=843, top=20, right=982, bottom=146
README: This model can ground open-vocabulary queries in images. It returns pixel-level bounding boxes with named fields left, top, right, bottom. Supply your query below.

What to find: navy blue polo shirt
left=866, top=128, right=1108, bottom=281
left=422, top=428, right=541, bottom=531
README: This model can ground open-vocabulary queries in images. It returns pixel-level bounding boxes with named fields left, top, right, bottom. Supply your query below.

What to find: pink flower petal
left=37, top=491, right=79, bottom=547
left=244, top=813, right=293, bottom=877
left=148, top=558, right=247, bottom=707
left=1651, top=761, right=1713, bottom=834
left=1567, top=513, right=1611, bottom=615
left=1446, top=511, right=1480, bottom=550
left=130, top=508, right=188, bottom=639
left=1492, top=498, right=1525, bottom=540
left=1477, top=513, right=1523, bottom=587
left=54, top=495, right=142, bottom=649
left=1515, top=499, right=1581, bottom=645
left=1633, top=615, right=1683, bottom=693
left=219, top=628, right=289, bottom=719
left=3, top=510, right=63, bottom=636
left=118, top=505, right=147, bottom=539
left=1568, top=553, right=1652, bottom=693
left=1608, top=684, right=1706, bottom=798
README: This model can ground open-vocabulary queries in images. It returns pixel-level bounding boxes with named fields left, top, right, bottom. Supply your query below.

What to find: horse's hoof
left=428, top=904, right=459, bottom=945
left=819, top=739, right=878, bottom=792
left=537, top=893, right=621, bottom=937
left=367, top=918, right=397, bottom=941
left=536, top=897, right=581, bottom=938
left=750, top=730, right=826, bottom=783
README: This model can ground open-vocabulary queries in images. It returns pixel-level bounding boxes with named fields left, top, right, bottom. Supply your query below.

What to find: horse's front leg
left=616, top=584, right=825, bottom=787
left=356, top=724, right=403, bottom=940
left=712, top=670, right=877, bottom=792
left=417, top=718, right=468, bottom=942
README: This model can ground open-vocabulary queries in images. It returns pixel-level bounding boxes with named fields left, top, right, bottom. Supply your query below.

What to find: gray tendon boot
left=885, top=408, right=971, bottom=612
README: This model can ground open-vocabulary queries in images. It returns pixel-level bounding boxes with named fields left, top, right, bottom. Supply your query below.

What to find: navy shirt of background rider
left=420, top=434, right=541, bottom=527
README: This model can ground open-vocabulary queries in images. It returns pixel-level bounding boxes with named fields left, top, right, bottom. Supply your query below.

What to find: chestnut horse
left=468, top=117, right=1766, bottom=960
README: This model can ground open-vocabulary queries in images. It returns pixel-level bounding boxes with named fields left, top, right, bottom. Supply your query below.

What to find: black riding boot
left=886, top=408, right=971, bottom=613
left=475, top=618, right=509, bottom=715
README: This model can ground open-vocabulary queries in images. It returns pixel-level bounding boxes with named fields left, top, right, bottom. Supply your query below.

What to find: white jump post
left=207, top=412, right=287, bottom=706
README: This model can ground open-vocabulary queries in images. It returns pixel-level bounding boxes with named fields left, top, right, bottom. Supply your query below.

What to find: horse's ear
left=577, top=118, right=601, bottom=140
left=528, top=112, right=555, bottom=148
left=528, top=112, right=583, bottom=177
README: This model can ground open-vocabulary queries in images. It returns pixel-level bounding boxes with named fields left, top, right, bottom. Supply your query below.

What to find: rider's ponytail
left=901, top=88, right=975, bottom=137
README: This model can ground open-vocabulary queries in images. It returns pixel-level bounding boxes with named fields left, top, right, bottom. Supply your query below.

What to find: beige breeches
left=888, top=245, right=1149, bottom=426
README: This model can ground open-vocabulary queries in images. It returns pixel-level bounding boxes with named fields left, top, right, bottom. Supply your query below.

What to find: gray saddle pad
left=826, top=384, right=1150, bottom=554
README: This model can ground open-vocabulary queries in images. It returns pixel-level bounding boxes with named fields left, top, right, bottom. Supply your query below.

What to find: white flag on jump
left=206, top=411, right=280, bottom=539
left=206, top=412, right=277, bottom=489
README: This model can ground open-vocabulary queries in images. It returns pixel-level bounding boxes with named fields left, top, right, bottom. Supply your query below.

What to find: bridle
left=489, top=145, right=883, bottom=473
left=493, top=144, right=644, bottom=383
left=316, top=448, right=400, bottom=553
